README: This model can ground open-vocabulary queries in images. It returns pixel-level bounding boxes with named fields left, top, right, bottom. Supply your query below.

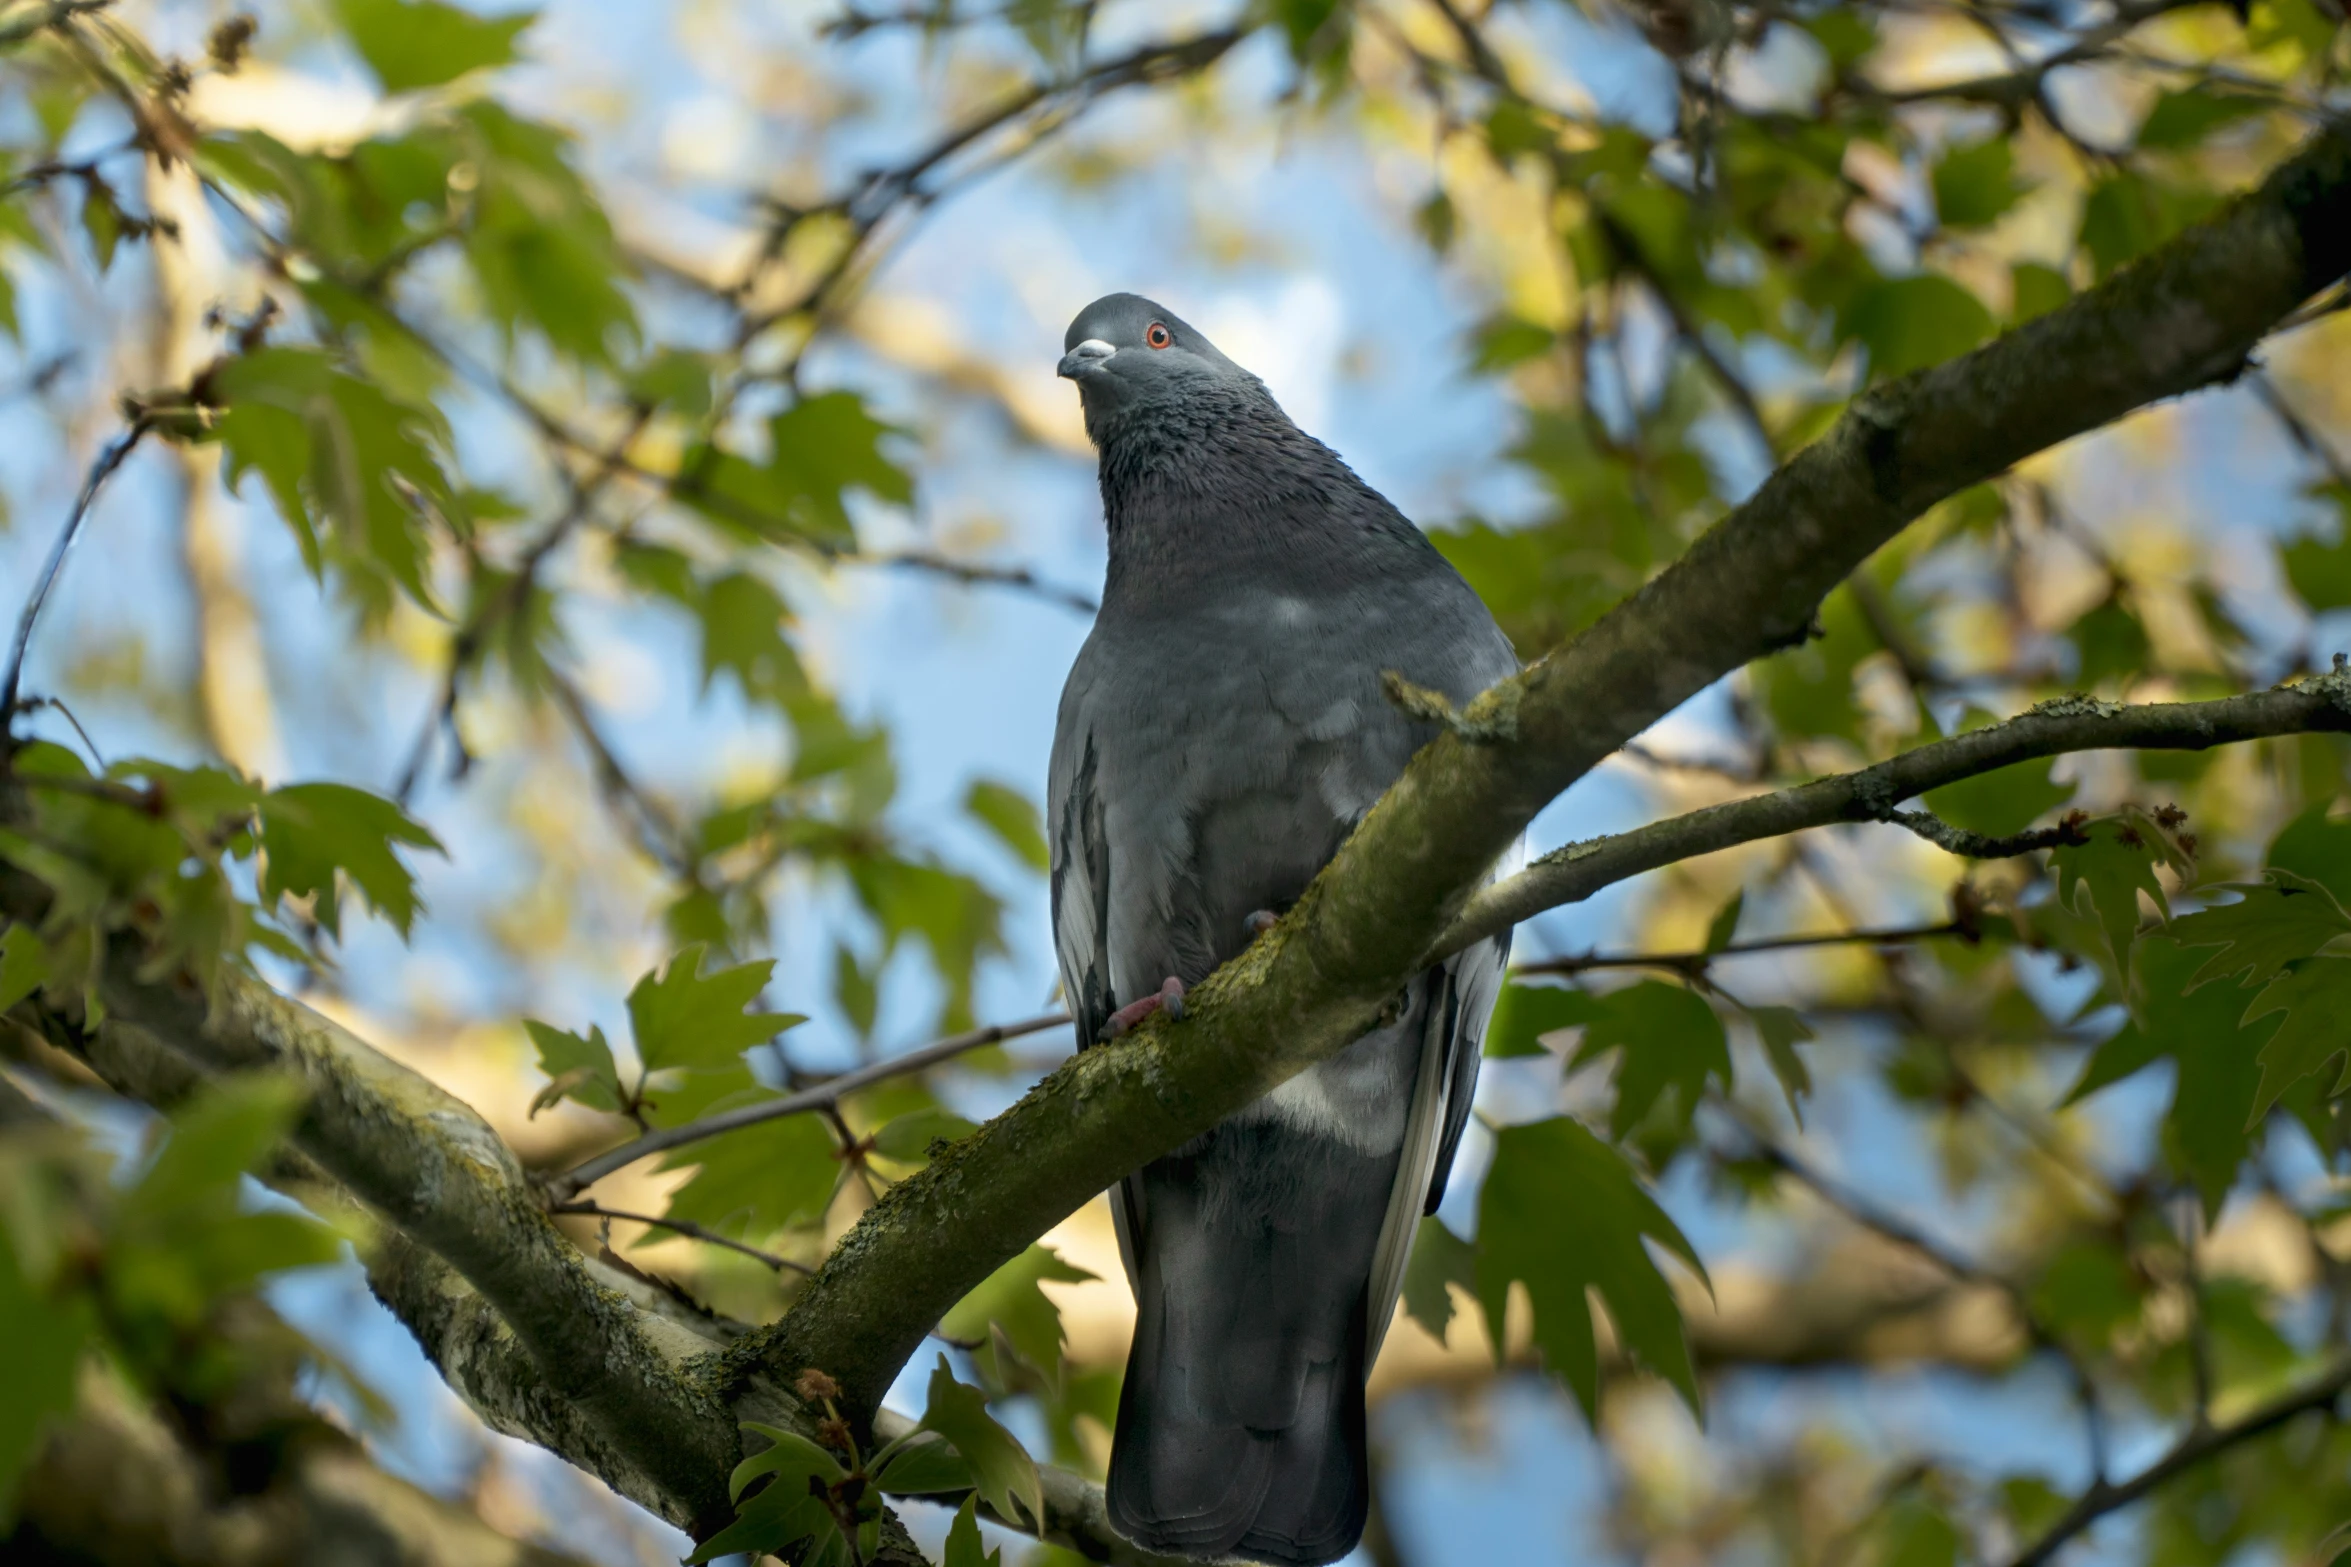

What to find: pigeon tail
left=1104, top=1121, right=1391, bottom=1566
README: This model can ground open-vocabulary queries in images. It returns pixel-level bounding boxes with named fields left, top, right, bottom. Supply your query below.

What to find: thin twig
left=857, top=551, right=1099, bottom=614
left=2252, top=369, right=2351, bottom=490
left=1511, top=921, right=1965, bottom=979
left=2001, top=1357, right=2351, bottom=1567
left=551, top=1200, right=814, bottom=1275
left=1879, top=806, right=2091, bottom=858
left=544, top=666, right=696, bottom=878
left=1, top=422, right=149, bottom=734
left=547, top=1010, right=1074, bottom=1199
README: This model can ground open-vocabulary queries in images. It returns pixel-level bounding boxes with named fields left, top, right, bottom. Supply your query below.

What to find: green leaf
left=873, top=1434, right=976, bottom=1496
left=697, top=571, right=806, bottom=708
left=2065, top=936, right=2273, bottom=1219
left=0, top=1226, right=92, bottom=1529
left=1869, top=1497, right=1961, bottom=1567
left=0, top=924, right=49, bottom=1012
left=1483, top=981, right=1607, bottom=1058
left=455, top=102, right=636, bottom=369
left=870, top=1106, right=979, bottom=1168
left=1804, top=9, right=1877, bottom=68
left=2283, top=490, right=2351, bottom=611
left=2246, top=956, right=2351, bottom=1125
left=939, top=1243, right=1096, bottom=1391
left=1272, top=0, right=1344, bottom=59
left=658, top=1112, right=840, bottom=1240
left=846, top=857, right=1005, bottom=1031
left=918, top=1356, right=1043, bottom=1529
left=624, top=348, right=714, bottom=419
left=524, top=1021, right=621, bottom=1116
left=2248, top=0, right=2340, bottom=66
left=110, top=1078, right=343, bottom=1319
left=964, top=780, right=1048, bottom=873
left=1565, top=980, right=1732, bottom=1143
left=626, top=946, right=799, bottom=1075
left=1746, top=1005, right=1815, bottom=1123
left=210, top=348, right=462, bottom=609
left=687, top=1428, right=838, bottom=1564
left=257, top=782, right=442, bottom=939
left=2137, top=85, right=2270, bottom=151
left=679, top=392, right=911, bottom=550
left=1476, top=1117, right=1708, bottom=1419
left=1842, top=274, right=1994, bottom=381
left=941, top=1495, right=1002, bottom=1567
left=1401, top=1215, right=1476, bottom=1338
left=2050, top=809, right=2192, bottom=988
left=1925, top=758, right=2075, bottom=838
left=1750, top=586, right=1874, bottom=743
left=1469, top=315, right=1556, bottom=373
left=332, top=0, right=534, bottom=92
left=79, top=182, right=122, bottom=272
left=2172, top=872, right=2351, bottom=992
left=1702, top=890, right=1745, bottom=953
left=2268, top=802, right=2351, bottom=908
left=727, top=1422, right=844, bottom=1503
left=2079, top=172, right=2209, bottom=280
left=2028, top=1239, right=2145, bottom=1346
left=1998, top=1475, right=2069, bottom=1539
left=2068, top=595, right=2152, bottom=688
left=1931, top=138, right=2026, bottom=228
left=2010, top=261, right=2071, bottom=325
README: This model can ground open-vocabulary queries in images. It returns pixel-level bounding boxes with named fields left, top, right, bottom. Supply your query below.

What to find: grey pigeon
left=1048, top=294, right=1518, bottom=1566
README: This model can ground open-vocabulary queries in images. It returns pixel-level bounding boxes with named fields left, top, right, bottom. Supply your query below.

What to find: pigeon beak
left=1057, top=338, right=1116, bottom=380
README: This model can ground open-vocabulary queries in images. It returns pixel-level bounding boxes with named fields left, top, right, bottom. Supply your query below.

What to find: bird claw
left=1102, top=976, right=1186, bottom=1040
left=1243, top=909, right=1279, bottom=938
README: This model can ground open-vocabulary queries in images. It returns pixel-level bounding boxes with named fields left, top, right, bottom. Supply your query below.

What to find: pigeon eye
left=1145, top=322, right=1172, bottom=349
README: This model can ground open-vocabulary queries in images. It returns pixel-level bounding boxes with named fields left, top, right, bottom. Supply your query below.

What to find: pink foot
left=1102, top=976, right=1186, bottom=1040
left=1244, top=909, right=1279, bottom=937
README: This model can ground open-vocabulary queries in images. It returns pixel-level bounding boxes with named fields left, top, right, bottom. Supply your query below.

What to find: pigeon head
left=1056, top=293, right=1260, bottom=440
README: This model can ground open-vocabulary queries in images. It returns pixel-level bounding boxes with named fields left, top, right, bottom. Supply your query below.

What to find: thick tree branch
left=6, top=1363, right=601, bottom=1567
left=725, top=116, right=2351, bottom=1416
left=1439, top=679, right=2351, bottom=957
left=0, top=873, right=748, bottom=1535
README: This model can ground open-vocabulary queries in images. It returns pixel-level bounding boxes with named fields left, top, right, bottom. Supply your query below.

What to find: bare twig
left=1511, top=921, right=1966, bottom=979
left=857, top=551, right=1099, bottom=614
left=2001, top=1357, right=2351, bottom=1567
left=544, top=666, right=696, bottom=878
left=547, top=1010, right=1074, bottom=1200
left=2, top=422, right=149, bottom=734
left=1879, top=806, right=2090, bottom=858
left=551, top=1200, right=814, bottom=1275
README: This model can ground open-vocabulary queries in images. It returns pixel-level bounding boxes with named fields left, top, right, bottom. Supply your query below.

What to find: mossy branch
left=1435, top=675, right=2351, bottom=958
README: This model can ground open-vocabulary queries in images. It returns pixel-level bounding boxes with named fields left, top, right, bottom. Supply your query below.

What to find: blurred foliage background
left=2, top=0, right=2350, bottom=1563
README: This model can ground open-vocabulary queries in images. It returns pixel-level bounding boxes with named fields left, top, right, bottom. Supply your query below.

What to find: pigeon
left=1048, top=293, right=1519, bottom=1566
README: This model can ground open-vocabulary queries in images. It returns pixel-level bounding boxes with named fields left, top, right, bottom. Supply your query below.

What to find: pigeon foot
left=1243, top=909, right=1279, bottom=937
left=1103, top=976, right=1186, bottom=1040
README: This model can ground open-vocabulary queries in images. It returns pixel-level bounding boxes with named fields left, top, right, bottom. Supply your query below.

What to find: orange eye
left=1145, top=322, right=1172, bottom=349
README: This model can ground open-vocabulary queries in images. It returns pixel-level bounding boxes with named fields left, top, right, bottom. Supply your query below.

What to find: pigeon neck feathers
left=1091, top=372, right=1436, bottom=607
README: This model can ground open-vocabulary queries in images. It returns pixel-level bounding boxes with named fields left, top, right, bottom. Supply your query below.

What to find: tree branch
left=547, top=1010, right=1072, bottom=1200
left=1438, top=679, right=2351, bottom=958
left=1, top=422, right=149, bottom=734
left=0, top=875, right=749, bottom=1534
left=2002, top=1356, right=2351, bottom=1567
left=720, top=114, right=2351, bottom=1416
left=1511, top=922, right=1965, bottom=979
